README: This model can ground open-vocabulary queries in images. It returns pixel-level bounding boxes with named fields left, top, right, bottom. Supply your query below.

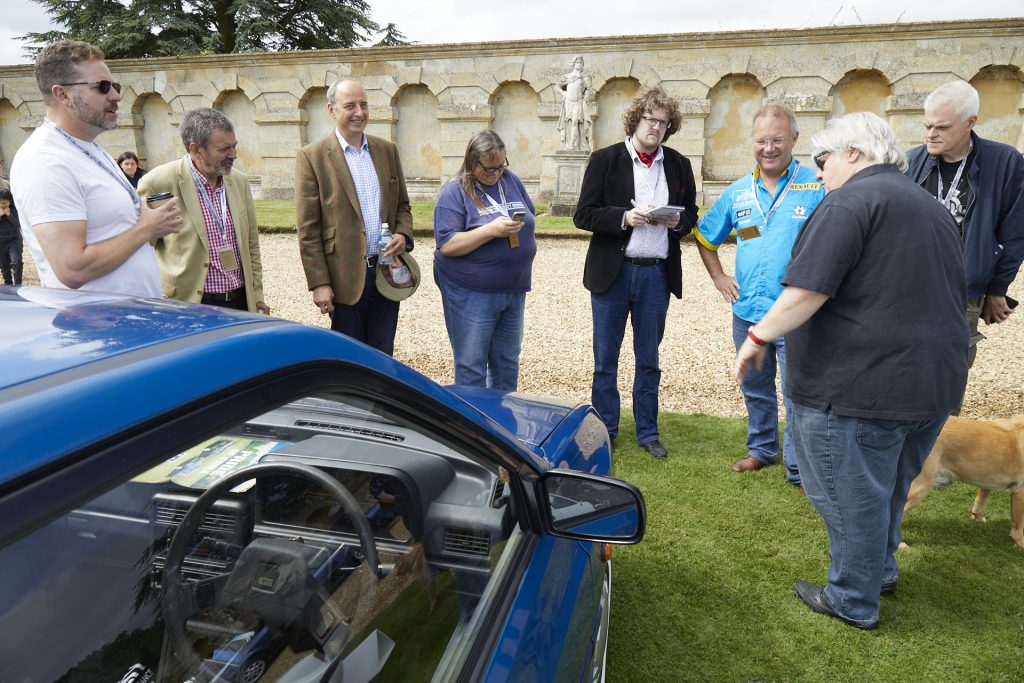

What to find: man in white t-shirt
left=10, top=41, right=181, bottom=296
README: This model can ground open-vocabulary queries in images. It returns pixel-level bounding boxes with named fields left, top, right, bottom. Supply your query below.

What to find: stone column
left=253, top=109, right=307, bottom=199
left=778, top=94, right=833, bottom=167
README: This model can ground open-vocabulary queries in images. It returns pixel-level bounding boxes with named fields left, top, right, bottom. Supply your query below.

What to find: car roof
left=0, top=287, right=267, bottom=391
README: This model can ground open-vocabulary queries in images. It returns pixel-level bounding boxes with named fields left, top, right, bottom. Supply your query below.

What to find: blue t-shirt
left=433, top=171, right=537, bottom=292
left=696, top=158, right=824, bottom=323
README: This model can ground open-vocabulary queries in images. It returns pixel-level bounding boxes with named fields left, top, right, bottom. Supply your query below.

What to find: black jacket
left=573, top=142, right=698, bottom=298
left=906, top=131, right=1024, bottom=298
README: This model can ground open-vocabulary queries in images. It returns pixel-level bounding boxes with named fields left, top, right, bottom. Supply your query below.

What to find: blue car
left=0, top=287, right=645, bottom=683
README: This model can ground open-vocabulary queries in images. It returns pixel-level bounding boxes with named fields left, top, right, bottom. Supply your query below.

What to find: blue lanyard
left=46, top=119, right=140, bottom=212
left=749, top=161, right=798, bottom=226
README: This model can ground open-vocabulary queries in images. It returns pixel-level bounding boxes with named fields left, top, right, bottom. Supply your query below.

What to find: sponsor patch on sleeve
left=790, top=183, right=821, bottom=191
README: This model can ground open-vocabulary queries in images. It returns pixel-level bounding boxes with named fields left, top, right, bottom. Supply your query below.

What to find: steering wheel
left=161, top=462, right=380, bottom=673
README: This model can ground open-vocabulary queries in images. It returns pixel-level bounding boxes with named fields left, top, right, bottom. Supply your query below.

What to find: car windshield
left=0, top=390, right=520, bottom=683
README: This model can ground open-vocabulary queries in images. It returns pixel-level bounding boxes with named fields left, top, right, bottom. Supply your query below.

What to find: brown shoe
left=732, top=456, right=765, bottom=473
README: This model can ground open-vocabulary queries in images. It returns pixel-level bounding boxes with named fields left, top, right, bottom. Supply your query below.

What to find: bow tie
left=637, top=150, right=656, bottom=167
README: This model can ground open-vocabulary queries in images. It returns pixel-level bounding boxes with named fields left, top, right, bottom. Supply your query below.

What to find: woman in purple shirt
left=433, top=130, right=537, bottom=390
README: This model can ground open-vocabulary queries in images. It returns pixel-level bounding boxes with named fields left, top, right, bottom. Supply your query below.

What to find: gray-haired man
left=906, top=80, right=1024, bottom=380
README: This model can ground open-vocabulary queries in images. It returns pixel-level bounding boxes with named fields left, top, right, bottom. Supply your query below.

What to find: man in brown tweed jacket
left=296, top=77, right=413, bottom=355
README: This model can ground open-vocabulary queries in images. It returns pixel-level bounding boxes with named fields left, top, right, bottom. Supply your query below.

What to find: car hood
left=445, top=385, right=576, bottom=450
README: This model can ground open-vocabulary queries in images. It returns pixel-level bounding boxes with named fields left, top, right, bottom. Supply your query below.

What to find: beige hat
left=376, top=252, right=421, bottom=301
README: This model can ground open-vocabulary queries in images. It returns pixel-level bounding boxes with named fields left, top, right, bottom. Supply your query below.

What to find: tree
left=374, top=23, right=409, bottom=48
left=22, top=0, right=404, bottom=58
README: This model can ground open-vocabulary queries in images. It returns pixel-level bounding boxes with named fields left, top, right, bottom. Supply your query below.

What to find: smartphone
left=511, top=211, right=526, bottom=221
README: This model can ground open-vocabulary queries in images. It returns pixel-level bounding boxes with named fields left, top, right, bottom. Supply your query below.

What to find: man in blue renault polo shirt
left=696, top=102, right=825, bottom=485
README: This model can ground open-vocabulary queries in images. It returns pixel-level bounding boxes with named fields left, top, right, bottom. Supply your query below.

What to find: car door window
left=0, top=387, right=523, bottom=683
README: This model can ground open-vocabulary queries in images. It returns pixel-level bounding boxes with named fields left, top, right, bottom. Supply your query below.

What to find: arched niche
left=704, top=74, right=764, bottom=181
left=593, top=77, right=641, bottom=152
left=0, top=100, right=27, bottom=170
left=216, top=90, right=258, bottom=174
left=134, top=94, right=176, bottom=168
left=301, top=87, right=334, bottom=148
left=394, top=85, right=442, bottom=181
left=828, top=70, right=890, bottom=120
left=491, top=81, right=542, bottom=180
left=970, top=65, right=1024, bottom=148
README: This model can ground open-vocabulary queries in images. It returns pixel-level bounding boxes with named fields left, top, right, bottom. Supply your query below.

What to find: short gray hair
left=811, top=112, right=907, bottom=172
left=752, top=101, right=798, bottom=136
left=326, top=77, right=363, bottom=105
left=924, top=80, right=980, bottom=121
left=179, top=108, right=234, bottom=150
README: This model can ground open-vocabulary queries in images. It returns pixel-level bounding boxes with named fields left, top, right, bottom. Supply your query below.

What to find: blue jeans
left=591, top=260, right=669, bottom=445
left=732, top=315, right=799, bottom=484
left=789, top=402, right=947, bottom=626
left=436, top=268, right=525, bottom=391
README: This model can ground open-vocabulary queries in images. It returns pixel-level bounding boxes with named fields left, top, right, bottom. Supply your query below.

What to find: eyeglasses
left=813, top=151, right=830, bottom=171
left=640, top=115, right=671, bottom=130
left=478, top=159, right=509, bottom=173
left=753, top=137, right=789, bottom=149
left=60, top=80, right=122, bottom=94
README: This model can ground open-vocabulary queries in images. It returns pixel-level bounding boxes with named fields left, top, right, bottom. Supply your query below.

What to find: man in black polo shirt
left=735, top=112, right=968, bottom=630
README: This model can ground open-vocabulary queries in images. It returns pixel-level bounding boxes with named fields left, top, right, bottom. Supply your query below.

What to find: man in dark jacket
left=906, top=80, right=1024, bottom=378
left=573, top=86, right=699, bottom=459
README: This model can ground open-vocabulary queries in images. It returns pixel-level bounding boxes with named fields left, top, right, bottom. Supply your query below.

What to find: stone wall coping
left=1, top=18, right=1020, bottom=74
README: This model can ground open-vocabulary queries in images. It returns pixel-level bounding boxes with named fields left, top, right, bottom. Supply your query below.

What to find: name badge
left=219, top=247, right=239, bottom=271
left=736, top=225, right=762, bottom=240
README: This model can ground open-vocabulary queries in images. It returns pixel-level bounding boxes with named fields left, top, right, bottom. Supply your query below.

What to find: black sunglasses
left=60, top=80, right=122, bottom=94
left=813, top=151, right=830, bottom=171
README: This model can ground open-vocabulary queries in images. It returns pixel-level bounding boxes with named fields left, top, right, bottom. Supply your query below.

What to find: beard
left=71, top=90, right=117, bottom=131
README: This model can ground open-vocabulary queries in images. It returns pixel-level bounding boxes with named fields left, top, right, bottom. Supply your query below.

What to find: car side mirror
left=538, top=470, right=645, bottom=544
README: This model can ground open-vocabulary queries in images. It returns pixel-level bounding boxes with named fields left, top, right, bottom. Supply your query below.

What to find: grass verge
left=607, top=413, right=1024, bottom=682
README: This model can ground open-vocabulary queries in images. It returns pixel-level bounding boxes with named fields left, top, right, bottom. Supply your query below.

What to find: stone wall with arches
left=0, top=18, right=1021, bottom=201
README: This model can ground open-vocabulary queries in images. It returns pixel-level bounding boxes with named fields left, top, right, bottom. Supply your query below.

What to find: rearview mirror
left=539, top=470, right=645, bottom=544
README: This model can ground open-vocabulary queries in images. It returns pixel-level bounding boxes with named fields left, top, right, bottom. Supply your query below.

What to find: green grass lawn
left=608, top=413, right=1024, bottom=682
left=256, top=200, right=589, bottom=235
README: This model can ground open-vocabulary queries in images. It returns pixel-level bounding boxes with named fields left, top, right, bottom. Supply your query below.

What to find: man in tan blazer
left=296, top=77, right=413, bottom=355
left=140, top=108, right=268, bottom=313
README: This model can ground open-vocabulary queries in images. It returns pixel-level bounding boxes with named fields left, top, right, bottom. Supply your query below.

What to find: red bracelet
left=747, top=329, right=769, bottom=347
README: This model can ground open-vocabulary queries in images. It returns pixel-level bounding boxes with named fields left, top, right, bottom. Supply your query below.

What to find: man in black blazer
left=574, top=86, right=699, bottom=459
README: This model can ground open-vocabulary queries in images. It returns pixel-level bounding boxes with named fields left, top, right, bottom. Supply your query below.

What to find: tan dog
left=904, top=415, right=1024, bottom=548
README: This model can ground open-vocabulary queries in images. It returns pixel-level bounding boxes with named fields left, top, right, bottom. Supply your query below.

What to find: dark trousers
left=201, top=287, right=247, bottom=311
left=0, top=235, right=23, bottom=286
left=330, top=267, right=400, bottom=356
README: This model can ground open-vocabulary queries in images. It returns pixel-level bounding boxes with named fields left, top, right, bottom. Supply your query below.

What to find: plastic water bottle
left=378, top=223, right=392, bottom=266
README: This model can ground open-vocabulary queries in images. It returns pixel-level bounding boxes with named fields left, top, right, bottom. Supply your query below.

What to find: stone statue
left=557, top=56, right=595, bottom=152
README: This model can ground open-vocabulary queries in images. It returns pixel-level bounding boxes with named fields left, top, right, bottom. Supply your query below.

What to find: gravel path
left=20, top=234, right=1024, bottom=418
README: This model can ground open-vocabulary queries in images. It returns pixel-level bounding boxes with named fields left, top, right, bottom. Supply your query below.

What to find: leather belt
left=624, top=257, right=661, bottom=266
left=202, top=287, right=244, bottom=302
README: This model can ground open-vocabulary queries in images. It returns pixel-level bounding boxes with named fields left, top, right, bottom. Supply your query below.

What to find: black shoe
left=880, top=580, right=896, bottom=595
left=641, top=440, right=668, bottom=459
left=793, top=581, right=877, bottom=630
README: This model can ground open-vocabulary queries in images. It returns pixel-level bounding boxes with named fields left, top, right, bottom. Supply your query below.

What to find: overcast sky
left=1, top=0, right=1020, bottom=66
